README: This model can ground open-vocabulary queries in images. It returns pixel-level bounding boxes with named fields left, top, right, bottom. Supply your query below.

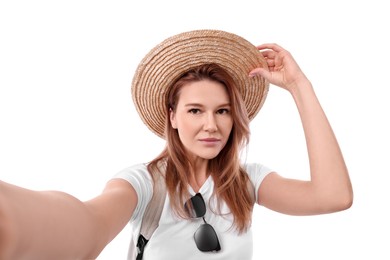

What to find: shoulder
left=113, top=163, right=154, bottom=196
left=242, top=162, right=274, bottom=198
left=243, top=162, right=273, bottom=176
left=112, top=163, right=154, bottom=221
left=114, top=163, right=152, bottom=182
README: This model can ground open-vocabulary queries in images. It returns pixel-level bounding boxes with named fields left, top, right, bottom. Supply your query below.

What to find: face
left=170, top=79, right=233, bottom=162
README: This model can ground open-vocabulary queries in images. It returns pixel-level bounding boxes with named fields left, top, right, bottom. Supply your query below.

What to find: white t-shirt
left=114, top=162, right=272, bottom=260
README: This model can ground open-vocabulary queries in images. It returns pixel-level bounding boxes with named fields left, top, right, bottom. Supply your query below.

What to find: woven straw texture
left=132, top=29, right=269, bottom=139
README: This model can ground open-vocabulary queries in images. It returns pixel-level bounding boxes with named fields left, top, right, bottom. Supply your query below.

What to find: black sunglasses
left=184, top=193, right=221, bottom=252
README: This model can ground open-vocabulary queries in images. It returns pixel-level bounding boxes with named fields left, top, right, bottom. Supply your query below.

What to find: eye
left=217, top=108, right=230, bottom=114
left=188, top=108, right=201, bottom=114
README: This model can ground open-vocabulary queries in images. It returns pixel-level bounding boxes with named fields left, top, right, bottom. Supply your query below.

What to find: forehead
left=177, top=80, right=230, bottom=105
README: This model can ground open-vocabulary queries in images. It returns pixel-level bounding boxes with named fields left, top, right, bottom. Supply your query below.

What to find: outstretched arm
left=0, top=178, right=137, bottom=259
left=250, top=43, right=353, bottom=215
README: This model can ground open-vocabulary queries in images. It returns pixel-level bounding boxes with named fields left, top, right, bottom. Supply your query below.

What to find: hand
left=249, top=43, right=309, bottom=93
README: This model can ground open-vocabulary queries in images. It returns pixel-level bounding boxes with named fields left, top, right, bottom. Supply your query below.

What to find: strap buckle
left=136, top=234, right=149, bottom=260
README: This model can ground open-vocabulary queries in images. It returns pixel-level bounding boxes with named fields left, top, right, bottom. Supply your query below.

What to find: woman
left=0, top=30, right=353, bottom=260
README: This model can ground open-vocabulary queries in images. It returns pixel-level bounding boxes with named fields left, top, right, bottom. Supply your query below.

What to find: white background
left=1, top=0, right=389, bottom=259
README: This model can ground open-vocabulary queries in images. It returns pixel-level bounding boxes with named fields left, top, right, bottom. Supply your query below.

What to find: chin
left=197, top=151, right=221, bottom=160
left=186, top=146, right=223, bottom=161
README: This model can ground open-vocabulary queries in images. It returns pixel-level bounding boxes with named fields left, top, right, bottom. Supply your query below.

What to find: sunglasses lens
left=185, top=193, right=206, bottom=218
left=194, top=223, right=221, bottom=252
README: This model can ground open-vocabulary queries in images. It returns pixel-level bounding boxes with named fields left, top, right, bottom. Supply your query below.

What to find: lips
left=198, top=138, right=222, bottom=147
left=199, top=138, right=220, bottom=142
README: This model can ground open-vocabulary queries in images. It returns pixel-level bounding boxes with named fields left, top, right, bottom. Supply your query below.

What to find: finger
left=261, top=50, right=276, bottom=60
left=248, top=67, right=271, bottom=80
left=256, top=43, right=285, bottom=52
left=266, top=59, right=275, bottom=68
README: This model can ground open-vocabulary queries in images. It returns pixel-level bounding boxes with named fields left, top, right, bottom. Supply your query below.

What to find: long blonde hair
left=148, top=63, right=253, bottom=233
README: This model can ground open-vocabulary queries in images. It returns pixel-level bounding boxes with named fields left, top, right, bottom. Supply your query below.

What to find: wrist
left=288, top=77, right=313, bottom=97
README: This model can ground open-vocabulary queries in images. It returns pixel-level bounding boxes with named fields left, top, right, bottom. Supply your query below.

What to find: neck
left=188, top=157, right=209, bottom=192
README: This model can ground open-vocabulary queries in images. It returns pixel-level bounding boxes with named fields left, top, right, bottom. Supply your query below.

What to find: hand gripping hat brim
left=132, top=29, right=269, bottom=139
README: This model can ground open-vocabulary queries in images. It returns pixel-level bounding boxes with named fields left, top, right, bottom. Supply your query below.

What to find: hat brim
left=132, top=29, right=269, bottom=139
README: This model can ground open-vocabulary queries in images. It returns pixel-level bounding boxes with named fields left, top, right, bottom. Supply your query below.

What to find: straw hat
left=132, top=29, right=269, bottom=139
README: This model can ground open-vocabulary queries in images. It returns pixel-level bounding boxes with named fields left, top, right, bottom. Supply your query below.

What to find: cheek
left=177, top=118, right=198, bottom=134
left=222, top=118, right=233, bottom=134
left=175, top=111, right=200, bottom=129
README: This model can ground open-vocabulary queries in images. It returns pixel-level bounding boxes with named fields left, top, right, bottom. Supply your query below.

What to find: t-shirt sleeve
left=244, top=163, right=274, bottom=202
left=112, top=163, right=153, bottom=222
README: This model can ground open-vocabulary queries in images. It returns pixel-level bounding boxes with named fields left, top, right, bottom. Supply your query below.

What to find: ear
left=170, top=109, right=178, bottom=129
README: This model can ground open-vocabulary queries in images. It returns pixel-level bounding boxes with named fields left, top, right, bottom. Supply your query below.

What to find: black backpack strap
left=128, top=163, right=166, bottom=260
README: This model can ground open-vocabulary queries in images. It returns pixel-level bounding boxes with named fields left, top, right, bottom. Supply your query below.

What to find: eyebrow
left=184, top=103, right=231, bottom=107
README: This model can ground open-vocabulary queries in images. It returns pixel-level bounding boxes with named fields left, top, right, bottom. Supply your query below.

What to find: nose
left=203, top=113, right=218, bottom=132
